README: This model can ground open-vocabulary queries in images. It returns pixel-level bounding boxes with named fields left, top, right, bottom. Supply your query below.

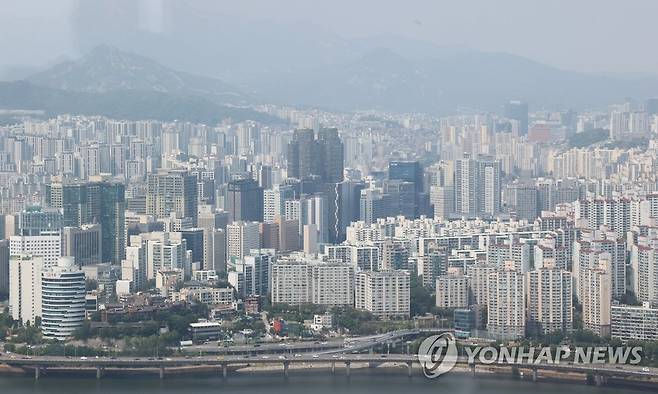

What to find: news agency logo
left=417, top=332, right=644, bottom=379
left=417, top=332, right=458, bottom=378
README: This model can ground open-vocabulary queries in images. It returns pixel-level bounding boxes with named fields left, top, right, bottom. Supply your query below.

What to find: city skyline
left=1, top=1, right=658, bottom=389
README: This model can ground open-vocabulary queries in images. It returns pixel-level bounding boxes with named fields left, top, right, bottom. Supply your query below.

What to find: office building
left=181, top=227, right=205, bottom=266
left=263, top=185, right=296, bottom=223
left=62, top=224, right=102, bottom=266
left=121, top=244, right=147, bottom=292
left=46, top=179, right=125, bottom=263
left=41, top=257, right=86, bottom=340
left=18, top=206, right=63, bottom=236
left=226, top=178, right=264, bottom=223
left=10, top=234, right=61, bottom=269
left=287, top=128, right=344, bottom=183
left=504, top=100, right=529, bottom=135
left=388, top=160, right=424, bottom=217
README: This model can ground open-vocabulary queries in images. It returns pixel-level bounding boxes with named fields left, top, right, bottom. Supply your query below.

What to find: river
left=0, top=371, right=648, bottom=394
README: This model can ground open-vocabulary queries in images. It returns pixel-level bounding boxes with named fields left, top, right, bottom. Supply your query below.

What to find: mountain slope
left=246, top=47, right=658, bottom=113
left=28, top=45, right=248, bottom=105
left=0, top=81, right=276, bottom=124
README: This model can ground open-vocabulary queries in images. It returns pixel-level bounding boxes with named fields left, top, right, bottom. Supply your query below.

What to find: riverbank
left=1, top=368, right=657, bottom=394
left=1, top=360, right=656, bottom=390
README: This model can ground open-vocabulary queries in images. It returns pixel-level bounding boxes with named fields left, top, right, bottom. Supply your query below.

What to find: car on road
left=312, top=354, right=319, bottom=358
left=642, top=367, right=650, bottom=372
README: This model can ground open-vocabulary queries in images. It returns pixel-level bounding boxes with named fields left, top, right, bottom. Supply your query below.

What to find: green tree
left=409, top=275, right=434, bottom=317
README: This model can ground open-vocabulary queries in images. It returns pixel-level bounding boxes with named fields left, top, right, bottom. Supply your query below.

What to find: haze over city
left=0, top=1, right=658, bottom=393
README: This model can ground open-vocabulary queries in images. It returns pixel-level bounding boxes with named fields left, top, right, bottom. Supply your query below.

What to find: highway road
left=186, top=328, right=446, bottom=355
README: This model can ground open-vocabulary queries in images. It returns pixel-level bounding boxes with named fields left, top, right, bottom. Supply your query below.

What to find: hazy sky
left=1, top=0, right=658, bottom=75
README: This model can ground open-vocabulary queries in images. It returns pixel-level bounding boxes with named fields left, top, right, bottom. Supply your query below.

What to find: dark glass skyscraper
left=181, top=227, right=205, bottom=265
left=317, top=127, right=344, bottom=183
left=46, top=179, right=125, bottom=263
left=388, top=160, right=424, bottom=218
left=226, top=178, right=264, bottom=223
left=287, top=128, right=344, bottom=183
left=18, top=206, right=63, bottom=235
left=504, top=100, right=529, bottom=135
left=287, top=129, right=318, bottom=180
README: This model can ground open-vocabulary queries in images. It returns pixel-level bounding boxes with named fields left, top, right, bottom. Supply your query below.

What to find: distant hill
left=246, top=47, right=658, bottom=113
left=0, top=81, right=277, bottom=124
left=24, top=5, right=658, bottom=114
left=28, top=45, right=248, bottom=105
left=15, top=40, right=658, bottom=117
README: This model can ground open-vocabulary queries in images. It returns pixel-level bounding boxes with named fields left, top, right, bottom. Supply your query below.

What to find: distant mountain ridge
left=0, top=80, right=276, bottom=124
left=245, top=46, right=658, bottom=113
left=9, top=41, right=658, bottom=118
left=28, top=45, right=248, bottom=105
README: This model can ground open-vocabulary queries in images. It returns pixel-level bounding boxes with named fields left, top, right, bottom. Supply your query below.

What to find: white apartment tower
left=487, top=262, right=525, bottom=340
left=9, top=254, right=44, bottom=325
left=355, top=270, right=410, bottom=319
left=582, top=263, right=612, bottom=337
left=436, top=268, right=470, bottom=309
left=526, top=261, right=573, bottom=335
left=226, top=221, right=260, bottom=264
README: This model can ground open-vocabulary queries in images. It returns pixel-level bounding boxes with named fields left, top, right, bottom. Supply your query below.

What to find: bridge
left=184, top=328, right=449, bottom=356
left=1, top=353, right=656, bottom=387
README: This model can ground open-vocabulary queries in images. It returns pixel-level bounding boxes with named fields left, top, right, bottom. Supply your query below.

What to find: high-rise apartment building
left=454, top=155, right=501, bottom=217
left=146, top=170, right=198, bottom=225
left=526, top=262, right=573, bottom=335
left=436, top=269, right=470, bottom=309
left=9, top=254, right=44, bottom=325
left=226, top=221, right=261, bottom=264
left=582, top=263, right=612, bottom=337
left=270, top=259, right=354, bottom=306
left=487, top=263, right=525, bottom=340
left=355, top=270, right=410, bottom=319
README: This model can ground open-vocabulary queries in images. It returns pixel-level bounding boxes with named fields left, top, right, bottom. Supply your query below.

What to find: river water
left=0, top=371, right=647, bottom=394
